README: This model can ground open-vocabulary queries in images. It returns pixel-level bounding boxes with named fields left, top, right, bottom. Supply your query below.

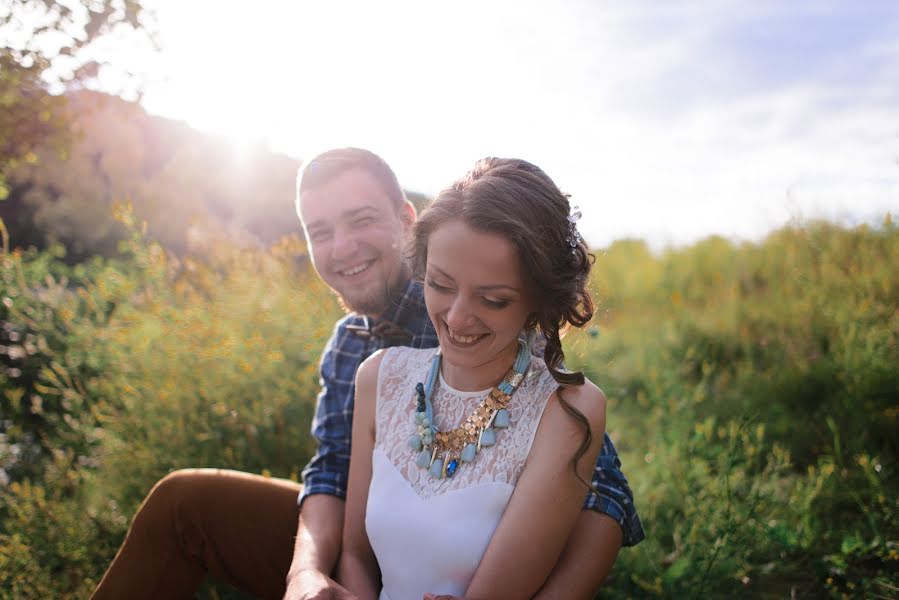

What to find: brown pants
left=91, top=469, right=302, bottom=600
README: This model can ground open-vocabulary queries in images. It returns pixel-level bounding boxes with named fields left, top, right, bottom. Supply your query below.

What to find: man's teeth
left=340, top=262, right=371, bottom=276
left=448, top=329, right=483, bottom=344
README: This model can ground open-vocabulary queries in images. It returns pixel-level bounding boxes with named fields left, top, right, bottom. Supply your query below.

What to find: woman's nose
left=445, top=296, right=475, bottom=330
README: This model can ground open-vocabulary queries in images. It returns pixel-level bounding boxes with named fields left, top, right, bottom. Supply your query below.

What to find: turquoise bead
left=416, top=450, right=431, bottom=469
left=429, top=458, right=444, bottom=478
left=408, top=434, right=422, bottom=452
left=493, top=409, right=510, bottom=428
left=461, top=443, right=477, bottom=462
left=480, top=427, right=496, bottom=447
left=415, top=412, right=425, bottom=424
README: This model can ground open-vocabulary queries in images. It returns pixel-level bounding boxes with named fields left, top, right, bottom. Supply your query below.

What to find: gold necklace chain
left=430, top=370, right=524, bottom=453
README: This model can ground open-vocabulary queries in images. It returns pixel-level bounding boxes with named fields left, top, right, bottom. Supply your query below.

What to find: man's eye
left=308, top=231, right=331, bottom=243
left=352, top=217, right=374, bottom=227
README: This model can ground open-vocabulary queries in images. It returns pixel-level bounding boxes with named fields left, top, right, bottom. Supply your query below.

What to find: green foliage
left=0, top=239, right=136, bottom=483
left=571, top=216, right=899, bottom=598
left=0, top=211, right=339, bottom=597
left=0, top=453, right=125, bottom=599
left=0, top=214, right=896, bottom=598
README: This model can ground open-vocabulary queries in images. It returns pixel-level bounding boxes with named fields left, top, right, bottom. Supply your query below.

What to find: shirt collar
left=347, top=278, right=427, bottom=343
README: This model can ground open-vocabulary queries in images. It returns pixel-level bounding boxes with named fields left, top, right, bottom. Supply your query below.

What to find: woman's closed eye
left=426, top=278, right=450, bottom=293
left=482, top=296, right=510, bottom=309
left=427, top=279, right=512, bottom=310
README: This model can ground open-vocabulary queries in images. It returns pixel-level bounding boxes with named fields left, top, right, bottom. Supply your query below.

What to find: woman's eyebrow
left=427, top=265, right=456, bottom=282
left=478, top=284, right=520, bottom=293
left=427, top=265, right=520, bottom=293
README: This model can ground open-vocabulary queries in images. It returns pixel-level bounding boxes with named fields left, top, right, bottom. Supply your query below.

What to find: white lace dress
left=366, top=346, right=558, bottom=600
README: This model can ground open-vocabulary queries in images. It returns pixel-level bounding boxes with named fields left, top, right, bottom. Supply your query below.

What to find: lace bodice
left=373, top=345, right=558, bottom=498
left=366, top=345, right=559, bottom=599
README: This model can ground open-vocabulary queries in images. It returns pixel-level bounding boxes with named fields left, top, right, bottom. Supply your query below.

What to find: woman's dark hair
left=409, top=157, right=597, bottom=485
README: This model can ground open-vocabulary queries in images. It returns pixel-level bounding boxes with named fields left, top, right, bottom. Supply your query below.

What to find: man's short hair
left=296, top=148, right=407, bottom=216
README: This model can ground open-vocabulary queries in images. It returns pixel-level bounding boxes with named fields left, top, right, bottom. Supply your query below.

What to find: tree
left=0, top=0, right=154, bottom=199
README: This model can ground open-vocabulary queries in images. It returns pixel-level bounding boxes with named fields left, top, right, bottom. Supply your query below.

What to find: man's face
left=299, top=168, right=414, bottom=316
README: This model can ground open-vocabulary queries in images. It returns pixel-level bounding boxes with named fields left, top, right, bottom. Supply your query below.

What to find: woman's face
left=424, top=219, right=536, bottom=380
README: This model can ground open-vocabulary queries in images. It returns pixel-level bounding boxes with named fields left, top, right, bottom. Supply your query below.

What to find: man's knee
left=136, top=469, right=213, bottom=525
left=149, top=468, right=199, bottom=500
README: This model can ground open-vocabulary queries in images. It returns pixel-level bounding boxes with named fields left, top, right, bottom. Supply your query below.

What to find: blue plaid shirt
left=300, top=280, right=644, bottom=546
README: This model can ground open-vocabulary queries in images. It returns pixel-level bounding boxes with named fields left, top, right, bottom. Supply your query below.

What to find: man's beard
left=335, top=263, right=411, bottom=316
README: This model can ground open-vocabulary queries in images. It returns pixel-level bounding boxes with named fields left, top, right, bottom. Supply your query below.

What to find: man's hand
left=284, top=495, right=349, bottom=599
left=284, top=568, right=357, bottom=600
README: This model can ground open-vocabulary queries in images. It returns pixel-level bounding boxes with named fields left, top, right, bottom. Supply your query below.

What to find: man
left=92, top=148, right=642, bottom=600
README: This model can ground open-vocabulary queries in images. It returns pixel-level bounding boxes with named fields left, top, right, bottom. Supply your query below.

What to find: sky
left=91, top=0, right=898, bottom=249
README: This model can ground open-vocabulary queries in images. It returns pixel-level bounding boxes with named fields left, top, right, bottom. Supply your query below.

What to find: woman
left=339, top=157, right=607, bottom=600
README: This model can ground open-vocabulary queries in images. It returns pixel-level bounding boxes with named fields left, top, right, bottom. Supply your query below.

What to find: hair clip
left=566, top=205, right=582, bottom=254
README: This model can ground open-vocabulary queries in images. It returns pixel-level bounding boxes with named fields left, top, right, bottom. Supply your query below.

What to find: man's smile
left=337, top=259, right=376, bottom=277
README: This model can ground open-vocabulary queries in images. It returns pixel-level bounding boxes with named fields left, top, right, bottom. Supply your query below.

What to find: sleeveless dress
left=365, top=346, right=558, bottom=600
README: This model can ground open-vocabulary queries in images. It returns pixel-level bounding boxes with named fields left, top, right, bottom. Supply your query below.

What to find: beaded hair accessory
left=566, top=205, right=583, bottom=254
left=408, top=341, right=531, bottom=479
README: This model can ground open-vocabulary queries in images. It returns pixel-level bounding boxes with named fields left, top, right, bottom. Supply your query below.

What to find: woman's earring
left=525, top=328, right=537, bottom=354
left=524, top=314, right=538, bottom=353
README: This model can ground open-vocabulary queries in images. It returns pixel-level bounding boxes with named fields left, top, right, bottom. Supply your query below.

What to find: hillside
left=0, top=91, right=429, bottom=261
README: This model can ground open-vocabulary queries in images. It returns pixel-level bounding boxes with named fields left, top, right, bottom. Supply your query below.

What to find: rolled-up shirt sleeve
left=583, top=433, right=645, bottom=547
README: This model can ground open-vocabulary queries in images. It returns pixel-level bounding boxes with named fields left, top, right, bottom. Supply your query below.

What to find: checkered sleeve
left=583, top=433, right=645, bottom=547
left=299, top=324, right=353, bottom=507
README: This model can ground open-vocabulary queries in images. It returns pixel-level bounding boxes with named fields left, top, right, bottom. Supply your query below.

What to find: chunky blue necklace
left=408, top=340, right=531, bottom=479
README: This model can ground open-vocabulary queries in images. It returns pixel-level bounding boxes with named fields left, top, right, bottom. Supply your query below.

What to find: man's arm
left=283, top=321, right=359, bottom=600
left=285, top=495, right=354, bottom=599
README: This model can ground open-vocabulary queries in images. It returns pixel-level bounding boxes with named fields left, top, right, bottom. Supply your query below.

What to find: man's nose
left=331, top=228, right=359, bottom=260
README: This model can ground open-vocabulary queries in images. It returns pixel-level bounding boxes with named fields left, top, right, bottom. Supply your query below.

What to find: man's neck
left=366, top=272, right=414, bottom=323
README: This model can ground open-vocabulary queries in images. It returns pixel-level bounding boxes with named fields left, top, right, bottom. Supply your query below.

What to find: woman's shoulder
left=355, top=349, right=387, bottom=388
left=547, top=377, right=607, bottom=436
left=356, top=346, right=437, bottom=384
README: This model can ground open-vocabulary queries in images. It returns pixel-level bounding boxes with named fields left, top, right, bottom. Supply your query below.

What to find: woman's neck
left=439, top=341, right=521, bottom=392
